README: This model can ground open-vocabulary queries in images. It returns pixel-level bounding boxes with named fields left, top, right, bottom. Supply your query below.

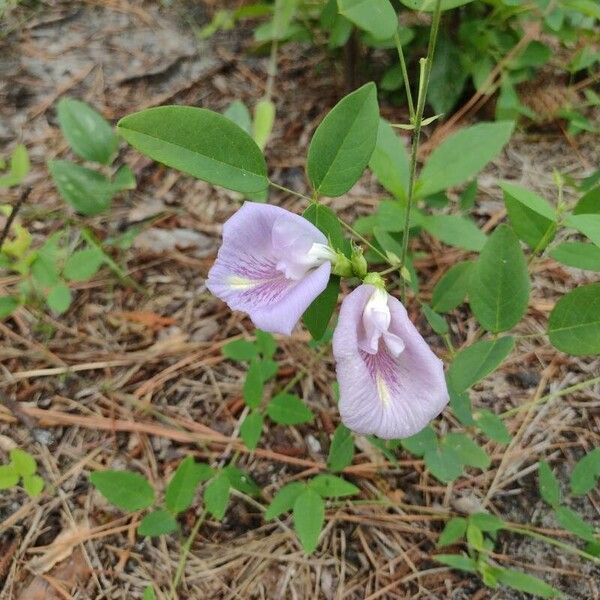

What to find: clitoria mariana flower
left=207, top=202, right=335, bottom=335
left=333, top=284, right=448, bottom=439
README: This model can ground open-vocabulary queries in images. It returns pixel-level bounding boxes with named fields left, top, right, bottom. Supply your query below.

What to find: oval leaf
left=548, top=283, right=600, bottom=355
left=418, top=122, right=514, bottom=197
left=117, top=106, right=268, bottom=194
left=432, top=261, right=474, bottom=313
left=90, top=470, right=155, bottom=511
left=293, top=488, right=324, bottom=553
left=57, top=98, right=117, bottom=165
left=550, top=242, right=600, bottom=272
left=307, top=82, right=379, bottom=197
left=422, top=215, right=486, bottom=252
left=448, top=336, right=515, bottom=393
left=469, top=224, right=529, bottom=332
left=267, top=393, right=314, bottom=425
left=338, top=0, right=397, bottom=40
left=138, top=509, right=178, bottom=537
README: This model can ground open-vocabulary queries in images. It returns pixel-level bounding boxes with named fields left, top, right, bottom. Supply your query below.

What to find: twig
left=0, top=187, right=30, bottom=252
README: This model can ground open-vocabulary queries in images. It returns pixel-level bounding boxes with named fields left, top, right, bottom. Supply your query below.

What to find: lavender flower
left=207, top=202, right=335, bottom=335
left=333, top=284, right=448, bottom=439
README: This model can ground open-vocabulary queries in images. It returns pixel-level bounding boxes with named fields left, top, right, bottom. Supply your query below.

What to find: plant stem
left=265, top=39, right=279, bottom=100
left=268, top=179, right=313, bottom=203
left=507, top=525, right=600, bottom=565
left=0, top=187, right=30, bottom=252
left=399, top=0, right=443, bottom=298
left=169, top=509, right=207, bottom=600
left=394, top=31, right=415, bottom=121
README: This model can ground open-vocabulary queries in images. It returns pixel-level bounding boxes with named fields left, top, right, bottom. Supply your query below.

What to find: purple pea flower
left=333, top=284, right=449, bottom=439
left=207, top=202, right=335, bottom=335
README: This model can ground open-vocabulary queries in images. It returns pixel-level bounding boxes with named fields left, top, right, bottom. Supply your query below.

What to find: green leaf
left=338, top=0, right=397, bottom=40
left=307, top=82, right=379, bottom=197
left=204, top=473, right=230, bottom=520
left=475, top=409, right=511, bottom=444
left=0, top=144, right=30, bottom=187
left=46, top=283, right=72, bottom=315
left=57, top=98, right=117, bottom=165
left=243, top=361, right=264, bottom=409
left=253, top=98, right=275, bottom=151
left=421, top=304, right=448, bottom=335
left=267, top=393, right=314, bottom=425
left=548, top=283, right=600, bottom=355
left=449, top=389, right=474, bottom=426
left=443, top=433, right=490, bottom=470
left=240, top=410, right=264, bottom=450
left=255, top=330, right=277, bottom=358
left=303, top=276, right=340, bottom=341
left=501, top=183, right=556, bottom=251
left=368, top=119, right=409, bottom=202
left=258, top=359, right=278, bottom=382
left=573, top=185, right=600, bottom=215
left=424, top=445, right=463, bottom=483
left=138, top=509, right=178, bottom=537
left=550, top=242, right=600, bottom=272
left=0, top=465, right=19, bottom=489
left=401, top=426, right=437, bottom=457
left=117, top=106, right=268, bottom=194
left=223, top=100, right=252, bottom=134
left=303, top=203, right=346, bottom=253
left=327, top=424, right=355, bottom=472
left=438, top=517, right=467, bottom=547
left=63, top=248, right=104, bottom=281
left=112, top=165, right=136, bottom=191
left=428, top=33, right=468, bottom=115
left=469, top=512, right=504, bottom=532
left=165, top=457, right=213, bottom=515
left=418, top=122, right=514, bottom=197
left=538, top=461, right=561, bottom=507
left=273, top=0, right=298, bottom=40
left=222, top=339, right=257, bottom=361
left=143, top=586, right=156, bottom=600
left=22, top=474, right=44, bottom=497
left=222, top=465, right=260, bottom=496
left=447, top=336, right=515, bottom=393
left=570, top=448, right=600, bottom=496
left=566, top=214, right=600, bottom=248
left=49, top=160, right=114, bottom=216
left=265, top=482, right=305, bottom=520
left=9, top=448, right=36, bottom=477
left=0, top=297, right=19, bottom=320
left=422, top=215, right=486, bottom=252
left=496, top=567, right=564, bottom=598
left=555, top=506, right=596, bottom=542
left=435, top=553, right=477, bottom=573
left=293, top=488, right=324, bottom=553
left=466, top=523, right=484, bottom=551
left=459, top=180, right=477, bottom=212
left=90, top=470, right=155, bottom=511
left=469, top=225, right=529, bottom=332
left=309, top=474, right=359, bottom=498
left=432, top=262, right=474, bottom=313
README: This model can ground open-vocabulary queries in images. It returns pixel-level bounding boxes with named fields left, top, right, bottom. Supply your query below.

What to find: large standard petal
left=333, top=285, right=448, bottom=439
left=206, top=202, right=330, bottom=335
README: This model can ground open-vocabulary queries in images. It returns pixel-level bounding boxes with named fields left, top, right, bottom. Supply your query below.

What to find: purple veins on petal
left=332, top=284, right=449, bottom=439
left=206, top=202, right=334, bottom=335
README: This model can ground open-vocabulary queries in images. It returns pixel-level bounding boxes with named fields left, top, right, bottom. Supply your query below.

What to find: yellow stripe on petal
left=227, top=276, right=258, bottom=290
left=376, top=374, right=391, bottom=407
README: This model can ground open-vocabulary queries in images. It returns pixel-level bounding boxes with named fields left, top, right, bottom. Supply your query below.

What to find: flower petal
left=206, top=202, right=331, bottom=335
left=333, top=285, right=448, bottom=439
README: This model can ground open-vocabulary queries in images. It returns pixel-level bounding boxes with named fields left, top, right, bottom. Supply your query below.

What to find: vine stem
left=169, top=508, right=207, bottom=600
left=394, top=31, right=415, bottom=121
left=399, top=0, right=443, bottom=298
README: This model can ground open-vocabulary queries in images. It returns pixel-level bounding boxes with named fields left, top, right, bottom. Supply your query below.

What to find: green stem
left=501, top=375, right=600, bottom=418
left=265, top=39, right=279, bottom=100
left=268, top=179, right=313, bottom=203
left=399, top=0, right=443, bottom=298
left=169, top=509, right=207, bottom=600
left=339, top=218, right=390, bottom=265
left=507, top=525, right=600, bottom=565
left=394, top=31, right=415, bottom=121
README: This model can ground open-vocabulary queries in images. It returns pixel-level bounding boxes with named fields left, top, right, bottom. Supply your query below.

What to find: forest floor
left=0, top=1, right=599, bottom=599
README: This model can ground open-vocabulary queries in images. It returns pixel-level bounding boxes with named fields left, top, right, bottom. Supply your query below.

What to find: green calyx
left=363, top=272, right=386, bottom=290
